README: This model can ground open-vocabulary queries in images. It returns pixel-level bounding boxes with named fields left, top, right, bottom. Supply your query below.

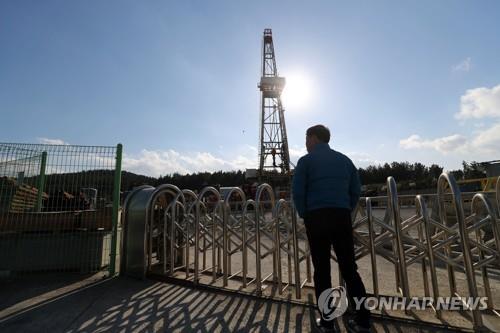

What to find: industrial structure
left=257, top=29, right=291, bottom=186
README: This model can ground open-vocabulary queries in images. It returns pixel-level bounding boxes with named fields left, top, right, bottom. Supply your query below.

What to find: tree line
left=16, top=160, right=486, bottom=200
left=359, top=161, right=488, bottom=188
left=122, top=160, right=487, bottom=191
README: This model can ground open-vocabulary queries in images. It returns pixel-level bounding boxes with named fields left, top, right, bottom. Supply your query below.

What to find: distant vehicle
left=456, top=177, right=497, bottom=192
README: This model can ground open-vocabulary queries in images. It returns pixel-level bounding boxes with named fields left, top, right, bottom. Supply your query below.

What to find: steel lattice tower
left=258, top=29, right=290, bottom=178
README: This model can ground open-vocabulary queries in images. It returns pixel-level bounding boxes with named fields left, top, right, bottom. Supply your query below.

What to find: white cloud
left=399, top=134, right=467, bottom=153
left=289, top=146, right=382, bottom=168
left=400, top=84, right=500, bottom=159
left=244, top=144, right=258, bottom=153
left=452, top=57, right=472, bottom=73
left=289, top=146, right=307, bottom=159
left=456, top=84, right=500, bottom=120
left=399, top=125, right=500, bottom=157
left=37, top=137, right=69, bottom=145
left=288, top=146, right=307, bottom=167
left=471, top=122, right=500, bottom=152
left=346, top=152, right=383, bottom=167
left=122, top=149, right=256, bottom=177
left=230, top=155, right=256, bottom=170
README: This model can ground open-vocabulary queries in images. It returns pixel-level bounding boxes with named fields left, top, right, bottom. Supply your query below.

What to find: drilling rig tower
left=257, top=29, right=291, bottom=189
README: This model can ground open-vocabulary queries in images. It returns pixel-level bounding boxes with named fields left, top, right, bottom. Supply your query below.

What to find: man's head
left=306, top=124, right=330, bottom=153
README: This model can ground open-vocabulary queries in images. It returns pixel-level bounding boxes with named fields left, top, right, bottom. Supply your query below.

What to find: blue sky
left=1, top=1, right=499, bottom=176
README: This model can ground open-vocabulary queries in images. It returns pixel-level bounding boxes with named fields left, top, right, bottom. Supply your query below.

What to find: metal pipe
left=169, top=195, right=184, bottom=275
left=222, top=188, right=246, bottom=286
left=472, top=194, right=500, bottom=258
left=287, top=208, right=293, bottom=288
left=170, top=196, right=180, bottom=274
left=194, top=201, right=201, bottom=284
left=212, top=209, right=217, bottom=282
left=160, top=192, right=185, bottom=274
left=436, top=179, right=457, bottom=297
left=366, top=198, right=379, bottom=296
left=194, top=187, right=220, bottom=283
left=291, top=203, right=301, bottom=299
left=254, top=195, right=263, bottom=295
left=274, top=199, right=287, bottom=294
left=148, top=185, right=184, bottom=272
left=496, top=176, right=500, bottom=219
left=109, top=144, right=122, bottom=275
left=416, top=195, right=441, bottom=319
left=182, top=189, right=198, bottom=279
left=35, top=151, right=47, bottom=212
left=387, top=176, right=410, bottom=298
left=255, top=183, right=275, bottom=296
left=121, top=184, right=153, bottom=277
left=223, top=203, right=229, bottom=286
left=214, top=201, right=224, bottom=277
left=417, top=222, right=430, bottom=297
left=471, top=193, right=499, bottom=309
left=242, top=200, right=256, bottom=288
left=438, top=173, right=483, bottom=329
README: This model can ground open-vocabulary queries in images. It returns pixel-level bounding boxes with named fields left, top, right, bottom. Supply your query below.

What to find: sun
left=281, top=72, right=313, bottom=109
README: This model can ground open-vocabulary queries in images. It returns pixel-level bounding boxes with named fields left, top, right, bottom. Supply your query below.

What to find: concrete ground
left=0, top=273, right=476, bottom=333
left=2, top=204, right=498, bottom=332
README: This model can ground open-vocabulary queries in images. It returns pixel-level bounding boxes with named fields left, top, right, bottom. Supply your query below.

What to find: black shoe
left=314, top=317, right=336, bottom=333
left=346, top=318, right=370, bottom=333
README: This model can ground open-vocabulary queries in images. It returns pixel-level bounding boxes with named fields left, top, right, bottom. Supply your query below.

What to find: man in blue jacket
left=292, top=125, right=370, bottom=333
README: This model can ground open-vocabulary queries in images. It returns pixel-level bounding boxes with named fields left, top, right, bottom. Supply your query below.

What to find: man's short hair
left=306, top=124, right=330, bottom=143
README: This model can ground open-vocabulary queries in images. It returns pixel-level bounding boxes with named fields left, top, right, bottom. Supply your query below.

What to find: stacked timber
left=0, top=177, right=48, bottom=213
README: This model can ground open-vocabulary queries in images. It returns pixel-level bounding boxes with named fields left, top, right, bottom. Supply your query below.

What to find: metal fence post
left=291, top=204, right=301, bottom=299
left=109, top=143, right=123, bottom=276
left=438, top=173, right=483, bottom=329
left=366, top=198, right=379, bottom=297
left=35, top=151, right=47, bottom=212
left=387, top=176, right=410, bottom=299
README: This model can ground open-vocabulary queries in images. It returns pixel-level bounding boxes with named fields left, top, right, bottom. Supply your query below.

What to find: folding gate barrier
left=122, top=173, right=500, bottom=330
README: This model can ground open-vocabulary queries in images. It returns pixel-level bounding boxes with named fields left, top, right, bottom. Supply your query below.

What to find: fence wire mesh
left=0, top=143, right=121, bottom=276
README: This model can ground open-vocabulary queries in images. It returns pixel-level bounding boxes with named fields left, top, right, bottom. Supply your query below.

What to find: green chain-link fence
left=0, top=143, right=122, bottom=277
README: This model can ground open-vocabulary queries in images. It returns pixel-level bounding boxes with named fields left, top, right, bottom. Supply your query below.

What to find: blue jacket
left=292, top=143, right=361, bottom=218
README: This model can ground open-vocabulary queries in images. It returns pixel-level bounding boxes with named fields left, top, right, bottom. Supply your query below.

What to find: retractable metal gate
left=122, top=173, right=499, bottom=330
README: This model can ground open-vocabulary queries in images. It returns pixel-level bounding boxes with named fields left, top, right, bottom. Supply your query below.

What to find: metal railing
left=0, top=143, right=122, bottom=276
left=122, top=173, right=499, bottom=331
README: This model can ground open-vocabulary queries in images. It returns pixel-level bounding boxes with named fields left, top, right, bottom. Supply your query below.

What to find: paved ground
left=2, top=204, right=498, bottom=332
left=0, top=273, right=477, bottom=333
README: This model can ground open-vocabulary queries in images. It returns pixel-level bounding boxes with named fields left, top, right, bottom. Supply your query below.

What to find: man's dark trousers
left=304, top=207, right=370, bottom=326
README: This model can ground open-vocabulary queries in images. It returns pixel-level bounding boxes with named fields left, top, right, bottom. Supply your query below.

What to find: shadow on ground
left=0, top=275, right=468, bottom=332
left=0, top=272, right=105, bottom=313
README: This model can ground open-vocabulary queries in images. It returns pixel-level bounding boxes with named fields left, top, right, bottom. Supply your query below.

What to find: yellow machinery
left=456, top=177, right=498, bottom=192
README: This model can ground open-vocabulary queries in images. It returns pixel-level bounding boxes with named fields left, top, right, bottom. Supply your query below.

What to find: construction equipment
left=456, top=176, right=498, bottom=192
left=258, top=29, right=291, bottom=187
